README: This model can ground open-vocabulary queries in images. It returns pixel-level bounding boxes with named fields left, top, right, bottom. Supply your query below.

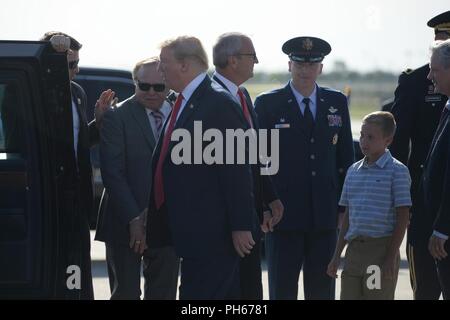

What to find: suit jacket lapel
left=162, top=76, right=211, bottom=156
left=129, top=97, right=156, bottom=150
left=426, top=111, right=449, bottom=165
left=211, top=75, right=250, bottom=128
left=173, top=76, right=213, bottom=131
left=212, top=75, right=228, bottom=92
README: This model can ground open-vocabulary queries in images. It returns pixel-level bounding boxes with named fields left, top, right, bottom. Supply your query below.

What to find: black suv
left=74, top=67, right=135, bottom=227
left=0, top=43, right=136, bottom=298
left=0, top=40, right=88, bottom=298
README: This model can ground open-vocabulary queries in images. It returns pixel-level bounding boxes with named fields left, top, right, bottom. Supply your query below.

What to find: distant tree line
left=246, top=60, right=399, bottom=84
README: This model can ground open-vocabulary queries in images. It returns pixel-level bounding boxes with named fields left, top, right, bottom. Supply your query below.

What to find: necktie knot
left=303, top=97, right=311, bottom=105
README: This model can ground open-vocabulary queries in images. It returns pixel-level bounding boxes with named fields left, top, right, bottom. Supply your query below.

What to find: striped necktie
left=151, top=110, right=164, bottom=139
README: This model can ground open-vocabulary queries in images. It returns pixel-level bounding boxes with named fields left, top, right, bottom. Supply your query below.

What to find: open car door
left=0, top=41, right=79, bottom=299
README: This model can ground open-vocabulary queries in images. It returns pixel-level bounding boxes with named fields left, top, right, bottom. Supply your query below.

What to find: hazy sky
left=1, top=0, right=448, bottom=73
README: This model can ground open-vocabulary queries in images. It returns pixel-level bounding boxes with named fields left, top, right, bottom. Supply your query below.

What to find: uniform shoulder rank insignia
left=403, top=68, right=413, bottom=75
left=328, top=106, right=338, bottom=114
left=332, top=134, right=339, bottom=145
left=77, top=98, right=82, bottom=105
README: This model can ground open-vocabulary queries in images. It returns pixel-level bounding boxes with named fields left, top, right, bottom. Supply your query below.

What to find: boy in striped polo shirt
left=327, top=111, right=412, bottom=299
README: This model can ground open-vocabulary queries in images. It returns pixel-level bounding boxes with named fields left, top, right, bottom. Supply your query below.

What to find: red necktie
left=237, top=89, right=253, bottom=128
left=154, top=94, right=184, bottom=209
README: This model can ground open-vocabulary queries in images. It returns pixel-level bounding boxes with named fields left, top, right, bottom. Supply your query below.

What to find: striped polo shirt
left=339, top=150, right=412, bottom=241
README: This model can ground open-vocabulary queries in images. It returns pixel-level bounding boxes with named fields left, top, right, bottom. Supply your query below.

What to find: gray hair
left=132, top=56, right=159, bottom=81
left=213, top=32, right=251, bottom=69
left=431, top=39, right=450, bottom=69
left=160, top=36, right=209, bottom=71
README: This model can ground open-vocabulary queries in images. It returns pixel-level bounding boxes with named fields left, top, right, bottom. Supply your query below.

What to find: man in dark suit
left=254, top=37, right=354, bottom=300
left=150, top=36, right=255, bottom=299
left=95, top=57, right=179, bottom=299
left=40, top=31, right=112, bottom=299
left=422, top=39, right=450, bottom=300
left=211, top=32, right=283, bottom=300
left=389, top=11, right=450, bottom=300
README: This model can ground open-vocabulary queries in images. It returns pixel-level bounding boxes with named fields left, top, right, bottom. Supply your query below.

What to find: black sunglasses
left=68, top=59, right=79, bottom=69
left=137, top=81, right=166, bottom=92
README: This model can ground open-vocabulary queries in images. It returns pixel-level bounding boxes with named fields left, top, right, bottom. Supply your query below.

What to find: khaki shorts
left=341, top=236, right=399, bottom=300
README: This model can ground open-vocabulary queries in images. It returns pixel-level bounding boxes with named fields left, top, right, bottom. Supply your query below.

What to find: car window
left=0, top=82, right=26, bottom=155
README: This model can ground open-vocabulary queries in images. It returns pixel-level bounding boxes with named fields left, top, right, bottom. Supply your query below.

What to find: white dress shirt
left=176, top=72, right=208, bottom=122
left=71, top=99, right=80, bottom=160
left=289, top=81, right=318, bottom=120
left=213, top=71, right=240, bottom=104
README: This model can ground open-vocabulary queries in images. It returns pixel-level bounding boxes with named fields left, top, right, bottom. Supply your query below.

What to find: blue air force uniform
left=254, top=37, right=354, bottom=300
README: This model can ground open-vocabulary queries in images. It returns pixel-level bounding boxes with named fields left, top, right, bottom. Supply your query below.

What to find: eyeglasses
left=234, top=53, right=258, bottom=61
left=137, top=81, right=166, bottom=92
left=68, top=59, right=79, bottom=69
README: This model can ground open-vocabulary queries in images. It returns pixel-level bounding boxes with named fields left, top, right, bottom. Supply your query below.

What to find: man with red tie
left=212, top=32, right=284, bottom=299
left=148, top=36, right=255, bottom=299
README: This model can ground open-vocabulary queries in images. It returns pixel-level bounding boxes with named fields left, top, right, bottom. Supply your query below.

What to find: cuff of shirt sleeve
left=129, top=215, right=140, bottom=225
left=433, top=230, right=449, bottom=240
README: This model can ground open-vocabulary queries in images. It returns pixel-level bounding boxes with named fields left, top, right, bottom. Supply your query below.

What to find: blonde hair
left=160, top=36, right=209, bottom=71
left=132, top=56, right=159, bottom=81
left=362, top=111, right=396, bottom=137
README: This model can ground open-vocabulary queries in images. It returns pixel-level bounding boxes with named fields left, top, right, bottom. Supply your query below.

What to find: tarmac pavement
left=90, top=231, right=415, bottom=300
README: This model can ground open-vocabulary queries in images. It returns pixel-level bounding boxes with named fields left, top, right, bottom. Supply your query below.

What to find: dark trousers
left=240, top=238, right=263, bottom=299
left=143, top=246, right=180, bottom=300
left=106, top=243, right=142, bottom=300
left=78, top=216, right=94, bottom=299
left=266, top=229, right=336, bottom=300
left=62, top=186, right=93, bottom=300
left=106, top=244, right=180, bottom=300
left=436, top=241, right=450, bottom=300
left=179, top=250, right=240, bottom=300
left=406, top=243, right=442, bottom=300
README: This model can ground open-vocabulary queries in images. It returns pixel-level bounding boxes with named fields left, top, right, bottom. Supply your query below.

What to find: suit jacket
left=254, top=83, right=354, bottom=231
left=421, top=104, right=450, bottom=238
left=212, top=75, right=278, bottom=231
left=95, top=96, right=164, bottom=245
left=60, top=81, right=98, bottom=299
left=71, top=81, right=98, bottom=215
left=389, top=65, right=447, bottom=244
left=148, top=75, right=255, bottom=258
